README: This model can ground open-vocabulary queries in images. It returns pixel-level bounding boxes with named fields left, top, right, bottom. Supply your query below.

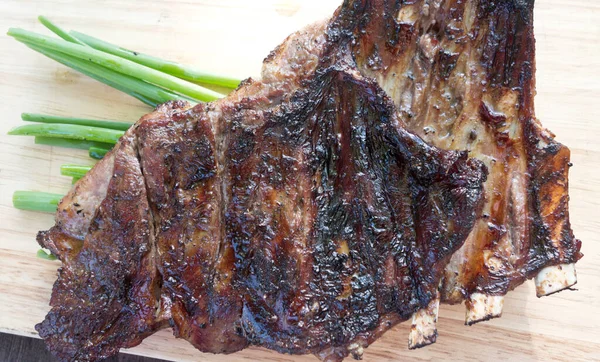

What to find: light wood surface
left=0, top=0, right=599, bottom=361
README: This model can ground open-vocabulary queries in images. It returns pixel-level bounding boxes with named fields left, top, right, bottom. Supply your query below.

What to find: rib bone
left=535, top=264, right=577, bottom=297
left=408, top=293, right=440, bottom=349
left=465, top=293, right=504, bottom=325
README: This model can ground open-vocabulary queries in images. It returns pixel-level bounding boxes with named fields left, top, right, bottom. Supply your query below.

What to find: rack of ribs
left=338, top=0, right=583, bottom=346
left=33, top=0, right=581, bottom=360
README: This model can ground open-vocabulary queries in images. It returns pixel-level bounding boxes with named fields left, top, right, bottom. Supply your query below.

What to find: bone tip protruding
left=465, top=293, right=504, bottom=325
left=535, top=263, right=577, bottom=297
left=408, top=297, right=440, bottom=349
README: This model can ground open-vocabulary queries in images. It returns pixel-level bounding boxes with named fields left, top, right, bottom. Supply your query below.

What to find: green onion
left=35, top=136, right=114, bottom=150
left=24, top=42, right=184, bottom=107
left=13, top=191, right=62, bottom=213
left=37, top=249, right=58, bottom=261
left=70, top=30, right=241, bottom=89
left=72, top=177, right=81, bottom=184
left=23, top=113, right=132, bottom=131
left=9, top=123, right=124, bottom=144
left=60, top=164, right=92, bottom=179
left=8, top=28, right=224, bottom=102
left=38, top=16, right=85, bottom=45
left=89, top=146, right=110, bottom=159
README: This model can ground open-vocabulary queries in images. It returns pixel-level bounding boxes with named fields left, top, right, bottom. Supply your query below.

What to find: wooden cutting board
left=0, top=0, right=598, bottom=361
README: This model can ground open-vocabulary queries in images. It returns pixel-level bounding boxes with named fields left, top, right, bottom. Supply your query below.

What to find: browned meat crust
left=37, top=66, right=486, bottom=362
left=34, top=0, right=582, bottom=360
left=36, top=131, right=163, bottom=361
left=340, top=0, right=582, bottom=306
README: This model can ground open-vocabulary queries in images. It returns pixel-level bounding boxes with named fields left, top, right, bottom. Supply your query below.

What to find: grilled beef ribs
left=36, top=21, right=488, bottom=361
left=36, top=134, right=162, bottom=361
left=333, top=0, right=582, bottom=343
left=38, top=64, right=487, bottom=361
left=35, top=0, right=581, bottom=360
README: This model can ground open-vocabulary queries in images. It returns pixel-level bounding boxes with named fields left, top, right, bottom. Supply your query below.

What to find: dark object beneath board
left=0, top=332, right=166, bottom=362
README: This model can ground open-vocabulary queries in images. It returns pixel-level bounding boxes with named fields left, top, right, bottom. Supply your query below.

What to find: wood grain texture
left=0, top=0, right=598, bottom=361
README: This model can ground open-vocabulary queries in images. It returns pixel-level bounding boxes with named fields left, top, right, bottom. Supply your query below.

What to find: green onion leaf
left=35, top=136, right=114, bottom=150
left=89, top=146, right=110, bottom=159
left=37, top=249, right=58, bottom=261
left=8, top=28, right=224, bottom=102
left=23, top=113, right=132, bottom=131
left=13, top=191, right=62, bottom=213
left=9, top=123, right=124, bottom=144
left=24, top=42, right=184, bottom=107
left=60, top=164, right=92, bottom=179
left=38, top=16, right=86, bottom=45
left=70, top=30, right=241, bottom=89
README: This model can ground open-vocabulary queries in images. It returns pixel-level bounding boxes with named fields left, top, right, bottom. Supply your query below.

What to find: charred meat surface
left=223, top=70, right=485, bottom=357
left=38, top=68, right=486, bottom=361
left=37, top=63, right=486, bottom=362
left=339, top=0, right=582, bottom=324
left=36, top=132, right=162, bottom=361
left=35, top=0, right=582, bottom=360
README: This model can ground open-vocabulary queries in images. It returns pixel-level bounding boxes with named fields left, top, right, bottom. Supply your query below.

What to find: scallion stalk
left=23, top=113, right=132, bottom=131
left=60, top=164, right=92, bottom=179
left=13, top=191, right=62, bottom=213
left=70, top=30, right=241, bottom=89
left=38, top=16, right=86, bottom=45
left=89, top=146, right=110, bottom=159
left=37, top=249, right=58, bottom=261
left=35, top=136, right=114, bottom=150
left=8, top=28, right=224, bottom=102
left=24, top=42, right=184, bottom=107
left=9, top=123, right=124, bottom=144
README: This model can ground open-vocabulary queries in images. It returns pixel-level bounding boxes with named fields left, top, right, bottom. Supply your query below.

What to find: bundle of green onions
left=8, top=16, right=239, bottom=218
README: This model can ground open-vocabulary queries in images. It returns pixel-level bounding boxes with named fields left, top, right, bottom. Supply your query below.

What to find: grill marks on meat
left=36, top=133, right=162, bottom=361
left=228, top=71, right=485, bottom=356
left=34, top=0, right=581, bottom=360
left=37, top=66, right=487, bottom=360
left=137, top=103, right=248, bottom=353
left=338, top=0, right=582, bottom=325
